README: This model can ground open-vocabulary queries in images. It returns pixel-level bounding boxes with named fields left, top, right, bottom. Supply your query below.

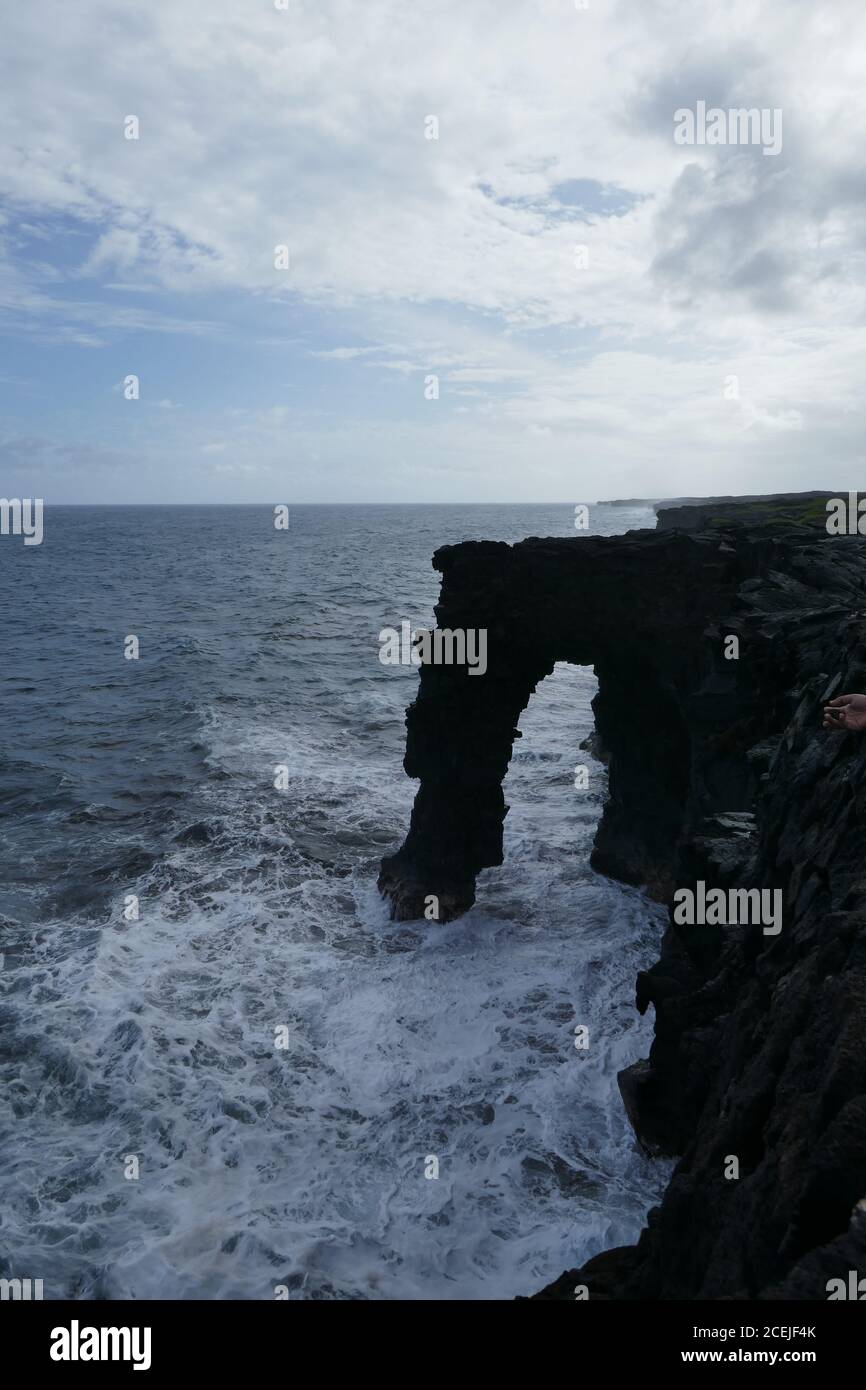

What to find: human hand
left=823, top=693, right=866, bottom=732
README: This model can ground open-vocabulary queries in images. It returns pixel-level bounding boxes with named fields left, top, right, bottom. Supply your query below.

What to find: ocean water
left=0, top=502, right=669, bottom=1300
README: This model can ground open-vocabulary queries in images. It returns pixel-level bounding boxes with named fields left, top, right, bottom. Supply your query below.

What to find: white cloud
left=309, top=346, right=379, bottom=360
left=1, top=0, right=865, bottom=498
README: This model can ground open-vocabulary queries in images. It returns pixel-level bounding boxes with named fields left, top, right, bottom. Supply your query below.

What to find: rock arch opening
left=378, top=532, right=740, bottom=923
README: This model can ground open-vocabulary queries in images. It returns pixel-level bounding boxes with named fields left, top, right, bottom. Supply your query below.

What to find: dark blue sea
left=0, top=503, right=669, bottom=1299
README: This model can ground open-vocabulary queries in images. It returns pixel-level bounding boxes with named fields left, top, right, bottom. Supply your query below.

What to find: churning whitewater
left=0, top=503, right=668, bottom=1299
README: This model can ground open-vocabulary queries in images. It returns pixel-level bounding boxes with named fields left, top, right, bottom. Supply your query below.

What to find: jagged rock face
left=604, top=552, right=866, bottom=1300
left=380, top=514, right=866, bottom=1300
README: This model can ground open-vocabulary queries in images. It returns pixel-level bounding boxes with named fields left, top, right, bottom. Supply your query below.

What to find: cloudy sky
left=1, top=0, right=864, bottom=502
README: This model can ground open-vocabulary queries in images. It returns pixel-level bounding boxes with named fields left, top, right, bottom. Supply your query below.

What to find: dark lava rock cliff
left=379, top=498, right=866, bottom=1299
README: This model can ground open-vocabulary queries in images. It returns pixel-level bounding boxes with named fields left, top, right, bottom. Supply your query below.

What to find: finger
left=827, top=696, right=853, bottom=707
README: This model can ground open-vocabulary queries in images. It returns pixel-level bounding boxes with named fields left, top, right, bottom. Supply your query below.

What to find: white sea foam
left=0, top=658, right=669, bottom=1300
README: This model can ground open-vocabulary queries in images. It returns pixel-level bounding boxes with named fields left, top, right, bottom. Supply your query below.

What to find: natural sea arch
left=378, top=532, right=741, bottom=922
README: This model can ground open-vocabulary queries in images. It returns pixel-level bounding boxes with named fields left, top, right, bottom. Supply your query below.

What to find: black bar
left=5, top=1298, right=861, bottom=1374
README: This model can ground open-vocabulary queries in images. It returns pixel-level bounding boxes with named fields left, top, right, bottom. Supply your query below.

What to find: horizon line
left=18, top=491, right=839, bottom=508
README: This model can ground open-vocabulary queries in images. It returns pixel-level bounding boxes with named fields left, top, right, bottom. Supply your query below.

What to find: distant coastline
left=598, top=489, right=837, bottom=510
